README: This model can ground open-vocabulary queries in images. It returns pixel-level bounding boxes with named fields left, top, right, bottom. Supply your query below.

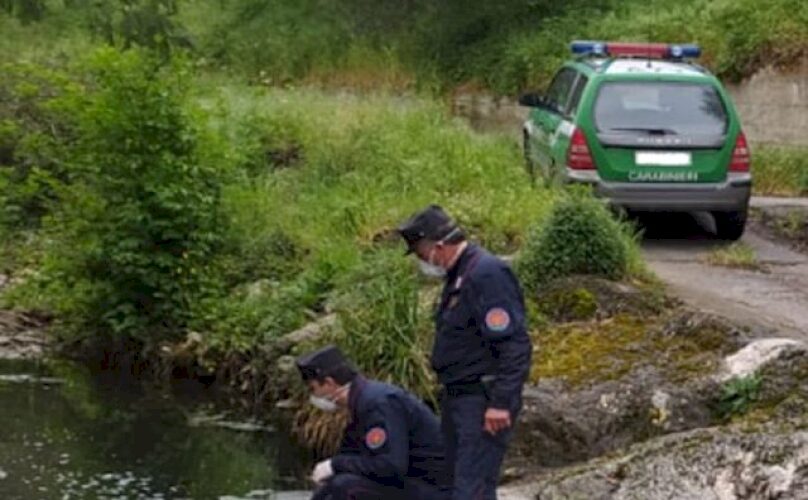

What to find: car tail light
left=567, top=128, right=595, bottom=170
left=729, top=132, right=750, bottom=172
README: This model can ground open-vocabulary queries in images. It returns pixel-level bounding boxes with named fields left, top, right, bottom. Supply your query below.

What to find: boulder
left=527, top=426, right=808, bottom=500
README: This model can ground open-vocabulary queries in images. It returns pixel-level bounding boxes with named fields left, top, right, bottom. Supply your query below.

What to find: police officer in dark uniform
left=397, top=205, right=532, bottom=500
left=296, top=345, right=451, bottom=500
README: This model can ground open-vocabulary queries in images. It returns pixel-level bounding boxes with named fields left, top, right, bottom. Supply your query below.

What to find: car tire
left=713, top=210, right=748, bottom=241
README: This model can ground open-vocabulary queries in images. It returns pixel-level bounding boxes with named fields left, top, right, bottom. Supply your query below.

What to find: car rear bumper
left=565, top=169, right=752, bottom=212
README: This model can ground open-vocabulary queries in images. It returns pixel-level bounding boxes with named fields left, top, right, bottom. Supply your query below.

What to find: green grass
left=753, top=145, right=808, bottom=197
left=201, top=82, right=550, bottom=257
left=705, top=243, right=761, bottom=271
left=717, top=374, right=763, bottom=420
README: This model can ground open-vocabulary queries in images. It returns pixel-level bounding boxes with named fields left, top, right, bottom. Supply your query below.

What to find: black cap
left=397, top=204, right=457, bottom=254
left=295, top=345, right=352, bottom=382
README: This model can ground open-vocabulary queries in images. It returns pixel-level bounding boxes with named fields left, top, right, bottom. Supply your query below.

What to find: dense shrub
left=0, top=62, right=78, bottom=230
left=16, top=48, right=223, bottom=341
left=516, top=188, right=639, bottom=293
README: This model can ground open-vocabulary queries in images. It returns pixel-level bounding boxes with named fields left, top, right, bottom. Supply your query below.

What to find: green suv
left=519, top=41, right=752, bottom=240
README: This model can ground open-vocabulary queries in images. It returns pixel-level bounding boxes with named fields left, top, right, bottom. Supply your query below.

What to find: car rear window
left=593, top=82, right=728, bottom=136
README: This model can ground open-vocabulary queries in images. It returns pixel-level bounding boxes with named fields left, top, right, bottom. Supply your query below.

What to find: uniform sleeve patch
left=485, top=307, right=511, bottom=332
left=365, top=427, right=387, bottom=450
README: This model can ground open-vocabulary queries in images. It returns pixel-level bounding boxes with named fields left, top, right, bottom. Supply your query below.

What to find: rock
left=0, top=310, right=49, bottom=360
left=0, top=374, right=63, bottom=385
left=717, top=338, right=806, bottom=382
left=219, top=491, right=312, bottom=500
left=524, top=425, right=808, bottom=500
left=511, top=315, right=802, bottom=470
left=271, top=493, right=312, bottom=500
left=506, top=330, right=808, bottom=498
left=276, top=355, right=298, bottom=373
left=274, top=315, right=336, bottom=353
left=535, top=276, right=667, bottom=323
left=187, top=413, right=276, bottom=433
left=511, top=366, right=717, bottom=468
left=275, top=399, right=299, bottom=410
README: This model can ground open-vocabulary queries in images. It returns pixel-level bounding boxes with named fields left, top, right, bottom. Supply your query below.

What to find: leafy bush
left=16, top=48, right=223, bottom=341
left=0, top=62, right=78, bottom=230
left=85, top=0, right=191, bottom=56
left=516, top=188, right=639, bottom=293
left=717, top=373, right=763, bottom=420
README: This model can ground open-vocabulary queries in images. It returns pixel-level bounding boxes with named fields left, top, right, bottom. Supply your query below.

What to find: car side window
left=566, top=75, right=588, bottom=117
left=545, top=68, right=577, bottom=115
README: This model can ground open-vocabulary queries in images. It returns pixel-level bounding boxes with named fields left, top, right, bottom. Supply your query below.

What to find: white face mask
left=417, top=229, right=459, bottom=279
left=309, top=394, right=339, bottom=412
left=309, top=384, right=349, bottom=412
left=418, top=248, right=446, bottom=278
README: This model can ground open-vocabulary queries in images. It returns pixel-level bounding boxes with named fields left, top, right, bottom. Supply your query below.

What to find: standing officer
left=296, top=345, right=450, bottom=500
left=397, top=205, right=532, bottom=500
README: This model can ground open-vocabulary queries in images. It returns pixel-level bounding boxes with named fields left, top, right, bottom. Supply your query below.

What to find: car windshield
left=594, top=82, right=728, bottom=136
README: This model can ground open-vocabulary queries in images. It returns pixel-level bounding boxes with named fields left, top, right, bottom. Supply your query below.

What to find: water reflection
left=0, top=359, right=308, bottom=499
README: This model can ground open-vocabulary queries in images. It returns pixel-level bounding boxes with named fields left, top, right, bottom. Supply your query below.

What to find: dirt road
left=641, top=198, right=808, bottom=340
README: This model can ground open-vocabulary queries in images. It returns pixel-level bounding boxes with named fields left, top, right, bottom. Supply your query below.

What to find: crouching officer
left=296, top=345, right=451, bottom=500
left=397, top=205, right=532, bottom=500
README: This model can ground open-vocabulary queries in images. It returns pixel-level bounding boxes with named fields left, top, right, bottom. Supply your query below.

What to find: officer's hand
left=484, top=408, right=512, bottom=435
left=312, top=459, right=334, bottom=484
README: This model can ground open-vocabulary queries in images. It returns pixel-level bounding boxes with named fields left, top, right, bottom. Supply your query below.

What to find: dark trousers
left=441, top=394, right=517, bottom=500
left=311, top=473, right=449, bottom=500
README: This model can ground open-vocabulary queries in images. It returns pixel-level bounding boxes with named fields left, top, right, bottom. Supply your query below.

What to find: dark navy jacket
left=432, top=244, right=532, bottom=410
left=330, top=377, right=448, bottom=489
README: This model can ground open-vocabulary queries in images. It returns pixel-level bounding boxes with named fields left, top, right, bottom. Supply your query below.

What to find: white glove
left=312, top=459, right=334, bottom=484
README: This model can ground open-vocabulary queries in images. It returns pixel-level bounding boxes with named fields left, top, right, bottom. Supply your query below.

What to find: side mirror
left=518, top=93, right=545, bottom=108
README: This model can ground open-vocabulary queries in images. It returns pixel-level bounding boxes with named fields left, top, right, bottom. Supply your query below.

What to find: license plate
left=635, top=151, right=692, bottom=167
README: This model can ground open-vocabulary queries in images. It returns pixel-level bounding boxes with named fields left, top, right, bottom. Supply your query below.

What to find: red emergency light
left=571, top=41, right=701, bottom=59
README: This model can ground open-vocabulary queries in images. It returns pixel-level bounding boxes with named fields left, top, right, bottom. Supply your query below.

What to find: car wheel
left=713, top=210, right=748, bottom=241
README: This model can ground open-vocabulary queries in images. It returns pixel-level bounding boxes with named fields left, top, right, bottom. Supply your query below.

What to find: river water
left=0, top=358, right=310, bottom=500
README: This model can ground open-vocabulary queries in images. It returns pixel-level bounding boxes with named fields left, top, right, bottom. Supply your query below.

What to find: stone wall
left=727, top=58, right=808, bottom=147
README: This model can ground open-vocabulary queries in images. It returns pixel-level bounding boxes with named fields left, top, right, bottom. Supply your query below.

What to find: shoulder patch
left=485, top=307, right=511, bottom=332
left=365, top=427, right=387, bottom=450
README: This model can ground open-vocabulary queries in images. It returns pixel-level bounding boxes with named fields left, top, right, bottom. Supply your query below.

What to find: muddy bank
left=0, top=309, right=49, bottom=360
left=0, top=274, right=50, bottom=360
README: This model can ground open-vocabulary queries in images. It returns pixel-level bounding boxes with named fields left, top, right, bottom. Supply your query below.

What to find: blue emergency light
left=571, top=40, right=701, bottom=59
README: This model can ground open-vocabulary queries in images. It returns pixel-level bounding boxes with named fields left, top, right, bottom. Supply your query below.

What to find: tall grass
left=202, top=83, right=548, bottom=257
left=752, top=145, right=808, bottom=196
